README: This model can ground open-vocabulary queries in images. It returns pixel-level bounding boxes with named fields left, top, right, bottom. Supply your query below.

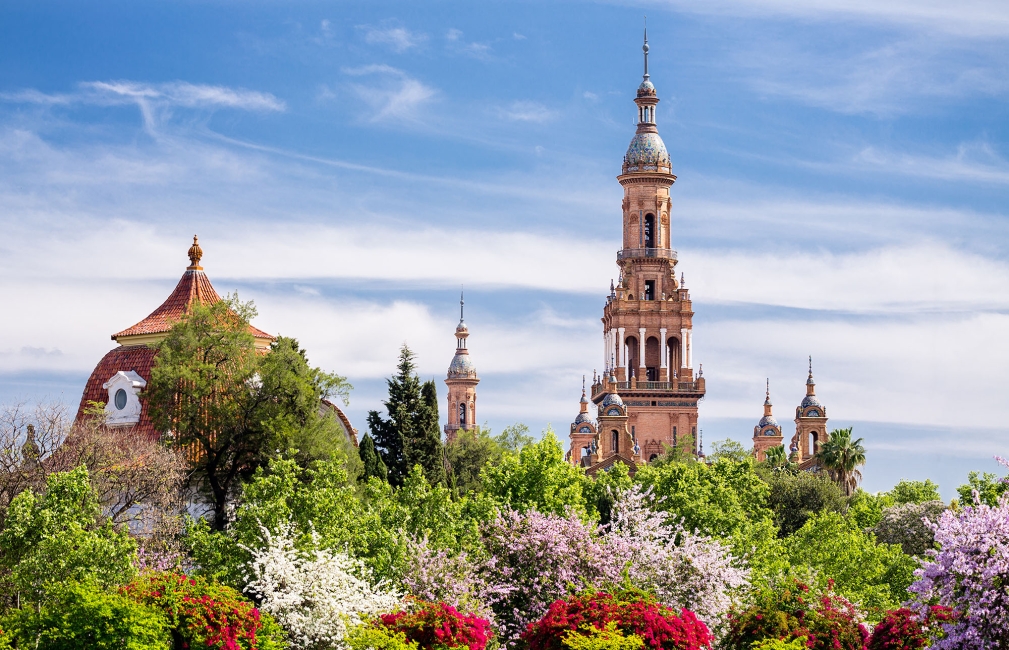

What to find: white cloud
left=495, top=100, right=558, bottom=123
left=850, top=142, right=1009, bottom=184
left=342, top=65, right=437, bottom=121
left=359, top=24, right=427, bottom=52
left=444, top=28, right=493, bottom=60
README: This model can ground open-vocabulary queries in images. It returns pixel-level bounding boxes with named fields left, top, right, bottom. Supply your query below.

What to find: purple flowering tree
left=908, top=456, right=1009, bottom=649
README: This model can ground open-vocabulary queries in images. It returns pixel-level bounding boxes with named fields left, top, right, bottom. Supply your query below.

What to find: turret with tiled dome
left=790, top=356, right=830, bottom=468
left=752, top=379, right=784, bottom=462
left=622, top=27, right=671, bottom=175
left=567, top=377, right=599, bottom=467
left=444, top=292, right=480, bottom=443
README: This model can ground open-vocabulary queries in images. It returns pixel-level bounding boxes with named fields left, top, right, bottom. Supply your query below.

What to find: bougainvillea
left=122, top=571, right=284, bottom=649
left=522, top=590, right=712, bottom=650
left=243, top=526, right=402, bottom=650
left=376, top=599, right=492, bottom=650
left=724, top=578, right=867, bottom=650
left=908, top=456, right=1009, bottom=649
left=867, top=606, right=956, bottom=650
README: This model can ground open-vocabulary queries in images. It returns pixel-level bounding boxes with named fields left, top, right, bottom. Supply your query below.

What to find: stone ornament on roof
left=187, top=235, right=203, bottom=270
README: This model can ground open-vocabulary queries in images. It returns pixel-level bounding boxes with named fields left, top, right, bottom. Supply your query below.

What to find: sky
left=1, top=0, right=1008, bottom=498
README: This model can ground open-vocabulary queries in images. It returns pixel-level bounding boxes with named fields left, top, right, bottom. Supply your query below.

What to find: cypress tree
left=406, top=380, right=445, bottom=486
left=358, top=433, right=388, bottom=482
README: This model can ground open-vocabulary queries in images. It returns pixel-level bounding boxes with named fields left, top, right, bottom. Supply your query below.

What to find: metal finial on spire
left=582, top=374, right=586, bottom=393
left=643, top=17, right=650, bottom=80
left=808, top=355, right=813, bottom=378
left=766, top=378, right=770, bottom=400
left=459, top=288, right=465, bottom=323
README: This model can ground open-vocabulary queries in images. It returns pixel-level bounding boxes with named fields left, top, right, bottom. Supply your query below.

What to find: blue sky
left=2, top=0, right=1008, bottom=498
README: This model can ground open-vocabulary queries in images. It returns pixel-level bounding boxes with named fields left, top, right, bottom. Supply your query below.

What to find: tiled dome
left=637, top=79, right=656, bottom=97
left=574, top=411, right=593, bottom=424
left=758, top=415, right=779, bottom=428
left=624, top=132, right=670, bottom=171
left=448, top=353, right=476, bottom=377
left=601, top=392, right=624, bottom=407
left=801, top=395, right=822, bottom=409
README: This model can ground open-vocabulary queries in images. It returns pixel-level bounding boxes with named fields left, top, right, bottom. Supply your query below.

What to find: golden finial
left=187, top=235, right=203, bottom=270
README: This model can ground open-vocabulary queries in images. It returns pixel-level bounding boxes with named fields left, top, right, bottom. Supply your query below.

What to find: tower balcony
left=616, top=248, right=677, bottom=261
left=591, top=378, right=704, bottom=399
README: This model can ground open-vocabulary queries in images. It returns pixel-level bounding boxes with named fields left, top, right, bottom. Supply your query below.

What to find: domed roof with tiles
left=601, top=392, right=624, bottom=407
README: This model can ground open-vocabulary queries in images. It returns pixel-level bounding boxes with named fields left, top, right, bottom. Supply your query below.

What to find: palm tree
left=816, top=427, right=866, bottom=496
left=763, top=445, right=787, bottom=468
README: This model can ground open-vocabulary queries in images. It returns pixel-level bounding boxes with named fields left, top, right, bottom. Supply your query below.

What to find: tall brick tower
left=752, top=380, right=783, bottom=461
left=574, top=32, right=705, bottom=470
left=444, top=293, right=479, bottom=443
left=790, top=357, right=829, bottom=469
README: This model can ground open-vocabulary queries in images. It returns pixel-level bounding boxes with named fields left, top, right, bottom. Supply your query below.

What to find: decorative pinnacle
left=764, top=378, right=771, bottom=406
left=187, top=235, right=203, bottom=270
left=643, top=17, right=650, bottom=81
left=460, top=288, right=465, bottom=325
left=807, top=355, right=816, bottom=387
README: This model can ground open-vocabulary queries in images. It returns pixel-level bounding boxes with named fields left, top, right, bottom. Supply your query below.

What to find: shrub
left=764, top=470, right=846, bottom=537
left=562, top=621, right=644, bottom=650
left=867, top=606, right=956, bottom=650
left=376, top=600, right=491, bottom=650
left=347, top=625, right=418, bottom=650
left=871, top=501, right=946, bottom=557
left=724, top=578, right=868, bottom=650
left=1, top=581, right=167, bottom=650
left=522, top=590, right=713, bottom=650
left=244, top=526, right=401, bottom=650
left=122, top=571, right=284, bottom=649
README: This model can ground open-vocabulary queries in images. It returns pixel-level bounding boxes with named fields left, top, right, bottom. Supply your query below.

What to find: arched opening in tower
left=644, top=213, right=656, bottom=249
left=611, top=430, right=620, bottom=454
left=459, top=403, right=467, bottom=428
left=624, top=336, right=639, bottom=376
left=667, top=337, right=681, bottom=373
left=809, top=431, right=818, bottom=457
left=645, top=336, right=660, bottom=381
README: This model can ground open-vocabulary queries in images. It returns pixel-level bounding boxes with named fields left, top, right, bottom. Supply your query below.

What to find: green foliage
left=588, top=463, right=635, bottom=525
left=445, top=426, right=505, bottom=495
left=885, top=479, right=941, bottom=505
left=749, top=638, right=807, bottom=650
left=360, top=434, right=390, bottom=483
left=1, top=581, right=168, bottom=650
left=495, top=423, right=534, bottom=454
left=956, top=469, right=1009, bottom=507
left=562, top=621, right=645, bottom=650
left=708, top=439, right=750, bottom=464
left=0, top=466, right=136, bottom=608
left=762, top=446, right=787, bottom=468
left=846, top=489, right=893, bottom=529
left=482, top=429, right=594, bottom=519
left=123, top=571, right=285, bottom=650
left=635, top=456, right=772, bottom=540
left=765, top=469, right=846, bottom=537
left=368, top=345, right=445, bottom=487
left=346, top=624, right=419, bottom=650
left=147, top=296, right=351, bottom=528
left=783, top=511, right=916, bottom=620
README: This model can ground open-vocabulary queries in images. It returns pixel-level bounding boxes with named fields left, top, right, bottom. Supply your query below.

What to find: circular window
left=114, top=388, right=128, bottom=410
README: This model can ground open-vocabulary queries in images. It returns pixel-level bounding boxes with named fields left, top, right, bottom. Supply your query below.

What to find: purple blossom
left=909, top=456, right=1009, bottom=649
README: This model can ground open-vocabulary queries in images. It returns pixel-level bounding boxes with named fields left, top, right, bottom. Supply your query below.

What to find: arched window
left=644, top=214, right=656, bottom=248
left=611, top=430, right=620, bottom=453
left=667, top=337, right=681, bottom=372
left=459, top=403, right=467, bottom=428
left=624, top=336, right=639, bottom=371
left=645, top=337, right=660, bottom=380
left=809, top=431, right=818, bottom=454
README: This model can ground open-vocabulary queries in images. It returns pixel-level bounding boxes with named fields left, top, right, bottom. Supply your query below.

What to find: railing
left=616, top=248, right=678, bottom=261
left=592, top=379, right=703, bottom=397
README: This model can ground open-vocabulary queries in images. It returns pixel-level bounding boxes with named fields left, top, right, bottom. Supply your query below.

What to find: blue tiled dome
left=801, top=395, right=822, bottom=409
left=758, top=415, right=778, bottom=428
left=624, top=132, right=670, bottom=170
left=601, top=392, right=624, bottom=407
left=448, top=353, right=475, bottom=378
left=574, top=412, right=593, bottom=424
left=637, top=79, right=656, bottom=97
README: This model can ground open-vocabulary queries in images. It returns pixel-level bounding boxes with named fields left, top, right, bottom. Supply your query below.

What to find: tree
left=956, top=469, right=1008, bottom=507
left=146, top=297, right=350, bottom=529
left=481, top=429, right=594, bottom=519
left=708, top=439, right=750, bottom=463
left=0, top=466, right=137, bottom=609
left=368, top=346, right=444, bottom=487
left=765, top=469, right=847, bottom=537
left=359, top=434, right=389, bottom=483
left=886, top=479, right=941, bottom=505
left=816, top=428, right=866, bottom=496
left=495, top=423, right=533, bottom=454
left=872, top=501, right=946, bottom=556
left=444, top=427, right=505, bottom=495
left=763, top=445, right=787, bottom=468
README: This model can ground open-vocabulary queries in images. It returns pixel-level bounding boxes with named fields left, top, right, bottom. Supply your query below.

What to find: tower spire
left=459, top=288, right=465, bottom=325
left=643, top=17, right=650, bottom=81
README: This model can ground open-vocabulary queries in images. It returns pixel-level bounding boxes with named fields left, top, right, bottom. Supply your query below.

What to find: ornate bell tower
left=790, top=357, right=829, bottom=468
left=574, top=31, right=705, bottom=469
left=444, top=293, right=479, bottom=443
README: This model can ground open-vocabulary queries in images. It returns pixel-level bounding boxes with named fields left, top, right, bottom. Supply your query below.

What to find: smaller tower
left=568, top=377, right=598, bottom=466
left=790, top=357, right=829, bottom=467
left=752, top=379, right=783, bottom=461
left=444, top=292, right=479, bottom=443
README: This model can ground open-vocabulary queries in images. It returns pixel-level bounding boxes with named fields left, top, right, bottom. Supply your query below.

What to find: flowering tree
left=908, top=456, right=1009, bottom=649
left=872, top=501, right=946, bottom=556
left=603, top=486, right=749, bottom=629
left=867, top=606, right=956, bottom=650
left=400, top=536, right=501, bottom=623
left=244, top=527, right=402, bottom=650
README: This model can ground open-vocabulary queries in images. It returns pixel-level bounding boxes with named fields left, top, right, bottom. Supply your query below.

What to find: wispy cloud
left=358, top=23, right=427, bottom=52
left=445, top=28, right=493, bottom=60
left=495, top=100, right=558, bottom=123
left=342, top=65, right=437, bottom=121
left=2, top=80, right=285, bottom=133
left=850, top=142, right=1009, bottom=184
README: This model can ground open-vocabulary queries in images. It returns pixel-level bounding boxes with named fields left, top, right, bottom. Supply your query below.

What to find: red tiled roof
left=75, top=345, right=159, bottom=441
left=321, top=399, right=359, bottom=448
left=112, top=269, right=272, bottom=341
